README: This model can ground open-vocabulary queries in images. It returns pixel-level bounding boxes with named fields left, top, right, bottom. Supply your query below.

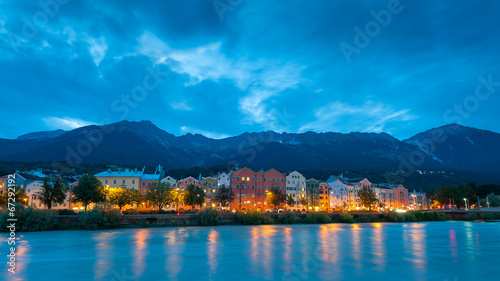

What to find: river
left=2, top=221, right=500, bottom=281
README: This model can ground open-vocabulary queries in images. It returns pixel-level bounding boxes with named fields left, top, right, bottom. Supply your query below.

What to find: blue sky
left=1, top=0, right=499, bottom=140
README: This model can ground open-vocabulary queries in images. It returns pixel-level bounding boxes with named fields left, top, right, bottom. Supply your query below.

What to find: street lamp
left=463, top=198, right=468, bottom=210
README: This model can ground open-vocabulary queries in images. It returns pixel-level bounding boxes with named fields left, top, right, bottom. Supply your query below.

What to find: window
left=142, top=182, right=145, bottom=186
left=113, top=180, right=117, bottom=184
left=122, top=180, right=126, bottom=185
left=258, top=186, right=261, bottom=189
left=105, top=180, right=108, bottom=184
left=132, top=180, right=135, bottom=184
left=237, top=177, right=240, bottom=181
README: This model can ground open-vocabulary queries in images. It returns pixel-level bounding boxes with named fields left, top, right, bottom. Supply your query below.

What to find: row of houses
left=1, top=166, right=428, bottom=211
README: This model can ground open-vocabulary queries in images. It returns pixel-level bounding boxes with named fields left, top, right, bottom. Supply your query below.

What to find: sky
left=1, top=0, right=499, bottom=140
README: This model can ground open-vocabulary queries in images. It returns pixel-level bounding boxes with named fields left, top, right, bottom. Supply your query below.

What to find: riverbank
left=39, top=210, right=500, bottom=231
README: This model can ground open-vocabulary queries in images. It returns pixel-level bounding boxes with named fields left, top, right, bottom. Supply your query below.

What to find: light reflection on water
left=2, top=221, right=500, bottom=281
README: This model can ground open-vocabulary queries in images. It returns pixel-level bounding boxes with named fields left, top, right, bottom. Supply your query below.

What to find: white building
left=327, top=175, right=371, bottom=210
left=26, top=179, right=71, bottom=210
left=217, top=172, right=231, bottom=188
left=161, top=176, right=178, bottom=189
left=286, top=171, right=306, bottom=210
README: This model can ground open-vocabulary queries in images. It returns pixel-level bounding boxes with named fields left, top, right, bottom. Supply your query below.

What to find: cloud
left=300, top=101, right=417, bottom=133
left=43, top=117, right=97, bottom=130
left=85, top=36, right=108, bottom=66
left=136, top=31, right=306, bottom=131
left=170, top=100, right=193, bottom=111
left=0, top=15, right=7, bottom=34
left=180, top=126, right=230, bottom=139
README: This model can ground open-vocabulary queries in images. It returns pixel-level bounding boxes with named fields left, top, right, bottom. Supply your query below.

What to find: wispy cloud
left=43, top=117, right=97, bottom=130
left=180, top=126, right=230, bottom=139
left=300, top=101, right=417, bottom=133
left=136, top=31, right=305, bottom=131
left=85, top=36, right=108, bottom=66
left=170, top=100, right=193, bottom=111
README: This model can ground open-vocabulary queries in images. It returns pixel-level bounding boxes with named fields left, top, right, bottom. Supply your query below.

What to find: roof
left=95, top=170, right=142, bottom=178
left=17, top=173, right=44, bottom=181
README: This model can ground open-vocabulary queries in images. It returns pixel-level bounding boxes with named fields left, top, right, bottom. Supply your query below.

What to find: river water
left=2, top=221, right=500, bottom=281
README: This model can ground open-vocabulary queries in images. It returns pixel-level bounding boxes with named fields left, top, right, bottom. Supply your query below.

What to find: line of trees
left=427, top=183, right=500, bottom=207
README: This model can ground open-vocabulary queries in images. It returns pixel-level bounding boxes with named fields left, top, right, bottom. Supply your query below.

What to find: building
left=393, top=184, right=409, bottom=209
left=306, top=179, right=320, bottom=209
left=286, top=171, right=306, bottom=210
left=139, top=165, right=164, bottom=194
left=409, top=189, right=428, bottom=210
left=373, top=185, right=395, bottom=209
left=230, top=167, right=286, bottom=212
left=217, top=172, right=231, bottom=188
left=26, top=179, right=71, bottom=210
left=160, top=176, right=178, bottom=189
left=318, top=182, right=329, bottom=211
left=327, top=175, right=371, bottom=210
left=328, top=176, right=349, bottom=210
left=201, top=176, right=218, bottom=209
left=95, top=168, right=142, bottom=191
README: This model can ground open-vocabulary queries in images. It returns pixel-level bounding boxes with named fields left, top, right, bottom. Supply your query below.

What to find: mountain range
left=1, top=121, right=499, bottom=176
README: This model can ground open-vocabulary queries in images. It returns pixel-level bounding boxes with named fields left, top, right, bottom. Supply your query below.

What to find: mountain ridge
left=1, top=121, right=499, bottom=174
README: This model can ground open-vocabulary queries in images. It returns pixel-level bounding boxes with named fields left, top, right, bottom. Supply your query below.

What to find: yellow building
left=95, top=168, right=142, bottom=190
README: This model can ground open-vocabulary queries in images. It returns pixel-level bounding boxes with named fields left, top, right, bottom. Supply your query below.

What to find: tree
left=0, top=186, right=27, bottom=206
left=38, top=176, right=69, bottom=209
left=182, top=184, right=206, bottom=210
left=214, top=185, right=234, bottom=210
left=72, top=175, right=107, bottom=212
left=128, top=189, right=144, bottom=208
left=299, top=197, right=308, bottom=209
left=108, top=188, right=131, bottom=212
left=358, top=186, right=378, bottom=210
left=267, top=185, right=286, bottom=210
left=286, top=195, right=295, bottom=210
left=145, top=182, right=174, bottom=212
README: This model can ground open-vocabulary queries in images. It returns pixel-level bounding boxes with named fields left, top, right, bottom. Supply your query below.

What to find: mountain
left=16, top=129, right=67, bottom=141
left=0, top=121, right=499, bottom=175
left=404, top=123, right=500, bottom=173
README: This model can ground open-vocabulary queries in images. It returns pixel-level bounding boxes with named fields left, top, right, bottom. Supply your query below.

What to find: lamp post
left=464, top=198, right=468, bottom=210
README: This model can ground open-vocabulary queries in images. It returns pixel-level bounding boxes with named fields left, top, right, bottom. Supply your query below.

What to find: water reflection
left=350, top=224, right=362, bottom=269
left=448, top=228, right=459, bottom=263
left=93, top=232, right=115, bottom=280
left=402, top=223, right=427, bottom=280
left=283, top=226, right=292, bottom=264
left=10, top=222, right=500, bottom=281
left=164, top=228, right=185, bottom=279
left=133, top=229, right=149, bottom=278
left=11, top=238, right=29, bottom=281
left=370, top=223, right=386, bottom=272
left=207, top=229, right=220, bottom=278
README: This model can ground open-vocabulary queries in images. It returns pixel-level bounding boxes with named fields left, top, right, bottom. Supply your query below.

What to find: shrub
left=277, top=211, right=297, bottom=224
left=80, top=206, right=121, bottom=230
left=196, top=208, right=221, bottom=226
left=478, top=213, right=495, bottom=220
left=404, top=212, right=418, bottom=222
left=385, top=212, right=405, bottom=222
left=0, top=204, right=58, bottom=232
left=339, top=213, right=355, bottom=223
left=355, top=214, right=379, bottom=223
left=57, top=209, right=78, bottom=216
left=238, top=211, right=273, bottom=225
left=303, top=212, right=331, bottom=224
